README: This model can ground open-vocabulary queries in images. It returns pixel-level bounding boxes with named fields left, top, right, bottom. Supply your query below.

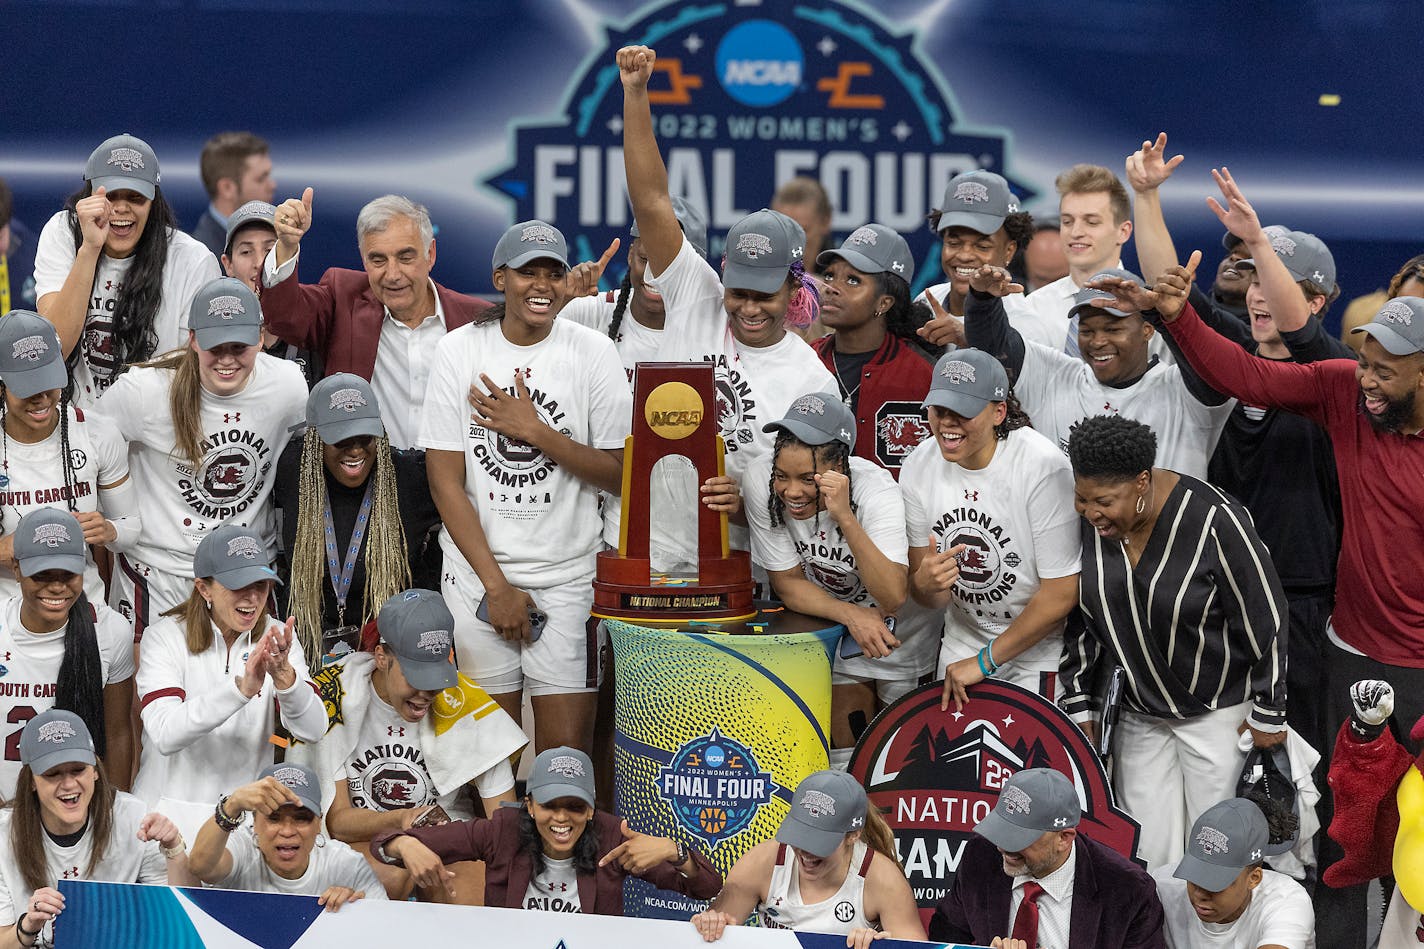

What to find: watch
left=670, top=839, right=688, bottom=867
left=214, top=794, right=245, bottom=833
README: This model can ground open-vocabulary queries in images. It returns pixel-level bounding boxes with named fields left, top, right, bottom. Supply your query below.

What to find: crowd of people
left=0, top=39, right=1419, bottom=949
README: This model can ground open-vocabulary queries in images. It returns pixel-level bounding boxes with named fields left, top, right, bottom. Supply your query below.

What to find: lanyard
left=323, top=481, right=375, bottom=627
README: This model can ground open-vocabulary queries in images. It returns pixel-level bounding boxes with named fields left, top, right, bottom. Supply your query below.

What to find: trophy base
left=592, top=549, right=756, bottom=623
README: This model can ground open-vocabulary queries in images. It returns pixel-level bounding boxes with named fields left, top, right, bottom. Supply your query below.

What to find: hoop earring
left=315, top=833, right=327, bottom=849
left=1134, top=494, right=1146, bottom=515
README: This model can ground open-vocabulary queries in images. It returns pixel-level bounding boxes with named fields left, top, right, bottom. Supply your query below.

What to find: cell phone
left=410, top=804, right=451, bottom=828
left=476, top=594, right=546, bottom=642
left=839, top=615, right=893, bottom=659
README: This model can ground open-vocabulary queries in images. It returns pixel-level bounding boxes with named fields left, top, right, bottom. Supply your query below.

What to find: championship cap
left=188, top=277, right=263, bottom=350
left=308, top=373, right=384, bottom=445
left=762, top=392, right=856, bottom=450
left=936, top=170, right=1019, bottom=236
left=1237, top=229, right=1337, bottom=295
left=631, top=195, right=709, bottom=258
left=974, top=768, right=1081, bottom=852
left=723, top=208, right=805, bottom=294
left=775, top=770, right=868, bottom=858
left=922, top=348, right=1009, bottom=419
left=1066, top=269, right=1140, bottom=321
left=1351, top=297, right=1424, bottom=356
left=376, top=589, right=458, bottom=693
left=258, top=762, right=324, bottom=816
left=84, top=133, right=160, bottom=200
left=14, top=508, right=87, bottom=578
left=193, top=522, right=281, bottom=589
left=0, top=310, right=68, bottom=398
left=19, top=709, right=96, bottom=775
left=1173, top=798, right=1268, bottom=892
left=224, top=200, right=277, bottom=256
left=817, top=224, right=914, bottom=280
left=492, top=220, right=569, bottom=270
left=526, top=746, right=596, bottom=809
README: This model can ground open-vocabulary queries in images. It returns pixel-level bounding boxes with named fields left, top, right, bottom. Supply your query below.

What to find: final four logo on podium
left=657, top=727, right=775, bottom=848
left=486, top=0, right=1028, bottom=295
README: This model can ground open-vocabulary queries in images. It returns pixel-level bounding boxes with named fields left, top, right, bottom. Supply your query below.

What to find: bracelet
left=15, top=913, right=39, bottom=947
left=985, top=641, right=1000, bottom=673
left=975, top=649, right=991, bottom=678
left=214, top=794, right=244, bottom=833
left=669, top=839, right=688, bottom=866
left=161, top=835, right=187, bottom=859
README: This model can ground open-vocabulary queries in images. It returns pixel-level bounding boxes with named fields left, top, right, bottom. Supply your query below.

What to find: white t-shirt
left=0, top=595, right=134, bottom=795
left=0, top=405, right=129, bottom=603
left=219, top=826, right=386, bottom=899
left=559, top=290, right=664, bottom=378
left=90, top=354, right=306, bottom=580
left=343, top=692, right=513, bottom=822
left=0, top=791, right=165, bottom=925
left=419, top=317, right=632, bottom=589
left=1154, top=866, right=1315, bottom=949
left=901, top=426, right=1080, bottom=673
left=1012, top=339, right=1233, bottom=481
left=32, top=212, right=219, bottom=407
left=524, top=856, right=582, bottom=913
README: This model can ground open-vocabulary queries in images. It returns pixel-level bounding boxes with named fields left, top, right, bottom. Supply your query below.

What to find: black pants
left=1313, top=639, right=1424, bottom=949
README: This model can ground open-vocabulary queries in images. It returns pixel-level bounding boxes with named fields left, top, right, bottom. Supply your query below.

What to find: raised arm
left=259, top=187, right=338, bottom=353
left=619, top=46, right=686, bottom=277
left=36, top=194, right=110, bottom=356
left=961, top=268, right=1027, bottom=380
left=1207, top=168, right=1310, bottom=334
left=136, top=629, right=253, bottom=756
left=1125, top=133, right=1185, bottom=285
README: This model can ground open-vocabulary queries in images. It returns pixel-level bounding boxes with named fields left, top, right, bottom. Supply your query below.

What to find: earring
left=203, top=599, right=213, bottom=609
left=1134, top=494, right=1146, bottom=515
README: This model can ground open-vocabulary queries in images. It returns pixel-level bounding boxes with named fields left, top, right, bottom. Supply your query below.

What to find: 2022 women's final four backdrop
left=6, top=0, right=1422, bottom=327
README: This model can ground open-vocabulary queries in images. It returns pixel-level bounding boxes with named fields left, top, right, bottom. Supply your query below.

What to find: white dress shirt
left=1007, top=844, right=1077, bottom=949
left=372, top=283, right=446, bottom=448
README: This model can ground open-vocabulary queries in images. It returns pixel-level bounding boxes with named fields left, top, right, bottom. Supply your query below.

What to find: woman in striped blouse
left=1060, top=413, right=1288, bottom=872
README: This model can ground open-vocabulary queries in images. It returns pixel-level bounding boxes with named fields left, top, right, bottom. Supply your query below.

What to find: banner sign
left=848, top=680, right=1141, bottom=926
left=54, top=880, right=991, bottom=949
left=608, top=620, right=839, bottom=919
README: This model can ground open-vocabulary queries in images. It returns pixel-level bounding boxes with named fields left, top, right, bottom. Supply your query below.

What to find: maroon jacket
left=261, top=265, right=490, bottom=380
left=812, top=332, right=934, bottom=480
left=370, top=808, right=722, bottom=914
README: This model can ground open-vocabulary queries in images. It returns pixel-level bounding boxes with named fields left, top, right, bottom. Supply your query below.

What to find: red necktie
left=1011, top=880, right=1045, bottom=947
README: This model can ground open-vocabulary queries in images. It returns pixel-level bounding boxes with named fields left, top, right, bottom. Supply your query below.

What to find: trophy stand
left=592, top=363, right=755, bottom=622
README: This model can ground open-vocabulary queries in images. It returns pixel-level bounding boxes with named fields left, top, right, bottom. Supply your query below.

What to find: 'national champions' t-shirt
left=524, top=856, right=582, bottom=913
left=419, top=317, right=632, bottom=588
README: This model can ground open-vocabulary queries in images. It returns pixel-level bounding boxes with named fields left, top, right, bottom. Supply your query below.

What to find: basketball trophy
left=592, top=363, right=755, bottom=622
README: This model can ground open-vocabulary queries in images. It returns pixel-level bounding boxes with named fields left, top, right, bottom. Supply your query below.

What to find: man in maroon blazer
left=261, top=187, right=491, bottom=448
left=928, top=768, right=1165, bottom=949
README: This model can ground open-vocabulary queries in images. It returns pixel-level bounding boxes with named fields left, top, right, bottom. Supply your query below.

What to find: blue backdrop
left=6, top=0, right=1421, bottom=333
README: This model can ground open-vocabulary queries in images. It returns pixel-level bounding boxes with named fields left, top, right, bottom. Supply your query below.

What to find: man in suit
left=260, top=188, right=491, bottom=449
left=929, top=768, right=1165, bottom=949
left=190, top=131, right=276, bottom=256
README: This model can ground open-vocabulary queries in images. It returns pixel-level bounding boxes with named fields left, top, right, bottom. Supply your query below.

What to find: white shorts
left=112, top=554, right=196, bottom=641
left=443, top=561, right=603, bottom=696
left=830, top=669, right=925, bottom=705
left=937, top=637, right=1059, bottom=701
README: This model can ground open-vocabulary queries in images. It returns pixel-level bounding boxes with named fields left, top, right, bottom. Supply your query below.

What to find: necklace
left=831, top=349, right=864, bottom=408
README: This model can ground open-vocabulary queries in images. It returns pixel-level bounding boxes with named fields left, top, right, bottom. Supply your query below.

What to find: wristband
left=985, top=641, right=999, bottom=673
left=670, top=839, right=688, bottom=866
left=976, top=650, right=991, bottom=678
left=15, top=913, right=39, bottom=947
left=161, top=835, right=187, bottom=859
left=214, top=794, right=245, bottom=833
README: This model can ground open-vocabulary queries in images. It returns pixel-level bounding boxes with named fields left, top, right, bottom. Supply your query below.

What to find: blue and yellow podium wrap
left=609, top=620, right=839, bottom=920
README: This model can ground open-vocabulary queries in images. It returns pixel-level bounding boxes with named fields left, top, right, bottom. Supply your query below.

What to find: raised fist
left=1350, top=679, right=1395, bottom=727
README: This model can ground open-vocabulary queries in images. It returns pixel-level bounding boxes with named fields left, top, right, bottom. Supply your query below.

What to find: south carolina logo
left=735, top=233, right=774, bottom=258
left=207, top=295, right=245, bottom=320
left=32, top=524, right=71, bottom=548
left=874, top=402, right=930, bottom=468
left=953, top=181, right=990, bottom=204
left=939, top=360, right=976, bottom=384
left=1380, top=300, right=1414, bottom=327
left=1195, top=826, right=1231, bottom=856
left=107, top=147, right=146, bottom=172
left=658, top=726, right=774, bottom=847
left=197, top=446, right=258, bottom=503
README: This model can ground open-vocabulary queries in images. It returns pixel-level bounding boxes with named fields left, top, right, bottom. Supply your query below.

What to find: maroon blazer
left=370, top=808, right=722, bottom=914
left=261, top=265, right=491, bottom=380
left=927, top=835, right=1165, bottom=949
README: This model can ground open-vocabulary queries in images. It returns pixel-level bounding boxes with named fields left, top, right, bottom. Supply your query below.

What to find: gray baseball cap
left=20, top=709, right=96, bottom=775
left=0, top=310, right=69, bottom=398
left=15, top=508, right=87, bottom=578
left=224, top=200, right=277, bottom=256
left=527, top=746, right=596, bottom=809
left=492, top=220, right=569, bottom=271
left=308, top=373, right=384, bottom=445
left=1067, top=269, right=1140, bottom=321
left=763, top=392, right=856, bottom=450
left=817, top=224, right=914, bottom=281
left=776, top=770, right=868, bottom=858
left=631, top=195, right=709, bottom=258
left=975, top=768, right=1081, bottom=852
left=84, top=133, right=161, bottom=201
left=1237, top=229, right=1336, bottom=295
left=376, top=589, right=458, bottom=693
left=259, top=762, right=324, bottom=816
left=1174, top=798, right=1268, bottom=892
left=188, top=277, right=263, bottom=350
left=923, top=348, right=1009, bottom=419
left=936, top=170, right=1019, bottom=236
left=194, top=522, right=281, bottom=589
left=1352, top=297, right=1424, bottom=356
left=723, top=208, right=805, bottom=293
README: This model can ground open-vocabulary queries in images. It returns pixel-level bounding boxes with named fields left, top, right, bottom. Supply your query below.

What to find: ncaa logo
left=716, top=20, right=804, bottom=108
left=657, top=726, right=774, bottom=848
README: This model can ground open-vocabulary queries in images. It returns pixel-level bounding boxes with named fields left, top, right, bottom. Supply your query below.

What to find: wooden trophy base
left=591, top=548, right=756, bottom=623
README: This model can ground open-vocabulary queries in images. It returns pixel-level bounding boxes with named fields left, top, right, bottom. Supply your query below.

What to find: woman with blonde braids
left=90, top=277, right=306, bottom=639
left=274, top=373, right=438, bottom=663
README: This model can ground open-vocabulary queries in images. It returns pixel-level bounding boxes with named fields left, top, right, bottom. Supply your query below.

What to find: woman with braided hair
left=743, top=393, right=912, bottom=769
left=274, top=373, right=439, bottom=663
left=0, top=312, right=138, bottom=606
